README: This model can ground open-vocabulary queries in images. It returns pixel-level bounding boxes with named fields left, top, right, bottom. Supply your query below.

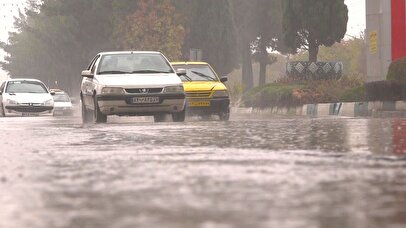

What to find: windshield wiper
left=191, top=71, right=216, bottom=81
left=98, top=70, right=130, bottom=75
left=180, top=74, right=192, bottom=81
left=131, top=70, right=172, bottom=74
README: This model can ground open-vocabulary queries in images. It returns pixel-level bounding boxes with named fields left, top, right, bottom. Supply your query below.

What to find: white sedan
left=80, top=51, right=186, bottom=123
left=0, top=79, right=54, bottom=117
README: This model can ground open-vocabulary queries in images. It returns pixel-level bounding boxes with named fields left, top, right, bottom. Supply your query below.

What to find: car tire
left=219, top=108, right=230, bottom=121
left=81, top=99, right=92, bottom=123
left=94, top=97, right=107, bottom=123
left=172, top=108, right=186, bottom=122
left=153, top=114, right=166, bottom=122
left=0, top=104, right=5, bottom=117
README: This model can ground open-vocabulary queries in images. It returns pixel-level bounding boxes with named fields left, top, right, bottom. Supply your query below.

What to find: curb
left=304, top=101, right=406, bottom=117
left=233, top=101, right=406, bottom=118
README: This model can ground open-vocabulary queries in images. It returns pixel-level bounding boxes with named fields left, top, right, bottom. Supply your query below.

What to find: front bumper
left=4, top=105, right=54, bottom=117
left=53, top=107, right=74, bottom=116
left=186, top=97, right=230, bottom=115
left=96, top=93, right=186, bottom=116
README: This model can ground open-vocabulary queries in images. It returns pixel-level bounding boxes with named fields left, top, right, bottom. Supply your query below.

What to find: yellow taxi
left=171, top=62, right=230, bottom=121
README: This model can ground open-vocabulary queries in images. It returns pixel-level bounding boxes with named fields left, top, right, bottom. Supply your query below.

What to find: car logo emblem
left=139, top=88, right=149, bottom=94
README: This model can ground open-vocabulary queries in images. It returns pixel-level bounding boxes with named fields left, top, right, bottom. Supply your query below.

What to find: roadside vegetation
left=244, top=75, right=365, bottom=108
left=242, top=37, right=367, bottom=108
left=365, top=57, right=406, bottom=101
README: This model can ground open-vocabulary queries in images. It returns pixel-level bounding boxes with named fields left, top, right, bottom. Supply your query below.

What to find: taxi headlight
left=101, top=87, right=125, bottom=95
left=6, top=99, right=18, bottom=105
left=213, top=90, right=229, bottom=98
left=164, top=85, right=184, bottom=93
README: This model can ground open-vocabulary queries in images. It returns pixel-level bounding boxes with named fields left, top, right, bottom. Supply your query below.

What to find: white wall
left=366, top=0, right=392, bottom=82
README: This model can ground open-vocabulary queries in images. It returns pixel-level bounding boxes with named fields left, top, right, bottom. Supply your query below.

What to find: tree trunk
left=259, top=62, right=267, bottom=86
left=242, top=42, right=253, bottom=91
left=308, top=34, right=319, bottom=62
left=258, top=39, right=267, bottom=86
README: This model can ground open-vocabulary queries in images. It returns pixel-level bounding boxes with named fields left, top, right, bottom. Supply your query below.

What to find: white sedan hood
left=3, top=93, right=53, bottom=103
left=95, top=74, right=182, bottom=88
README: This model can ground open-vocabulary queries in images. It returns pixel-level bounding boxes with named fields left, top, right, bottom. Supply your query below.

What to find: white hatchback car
left=80, top=51, right=186, bottom=123
left=51, top=90, right=74, bottom=116
left=0, top=79, right=54, bottom=117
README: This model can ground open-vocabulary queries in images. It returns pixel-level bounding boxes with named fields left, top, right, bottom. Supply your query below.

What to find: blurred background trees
left=0, top=0, right=352, bottom=97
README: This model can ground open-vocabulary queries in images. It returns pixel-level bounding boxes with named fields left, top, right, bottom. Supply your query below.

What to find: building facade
left=366, top=0, right=406, bottom=82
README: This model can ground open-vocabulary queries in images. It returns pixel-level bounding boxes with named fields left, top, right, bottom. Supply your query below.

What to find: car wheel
left=94, top=97, right=107, bottom=123
left=219, top=108, right=230, bottom=121
left=153, top=114, right=166, bottom=122
left=0, top=103, right=5, bottom=117
left=172, top=108, right=186, bottom=122
left=81, top=99, right=92, bottom=123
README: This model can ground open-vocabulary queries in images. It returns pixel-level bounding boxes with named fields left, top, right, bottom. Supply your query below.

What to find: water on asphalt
left=0, top=114, right=406, bottom=228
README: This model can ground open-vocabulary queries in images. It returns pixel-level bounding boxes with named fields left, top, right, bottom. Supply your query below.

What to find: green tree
left=173, top=0, right=238, bottom=75
left=253, top=0, right=283, bottom=86
left=228, top=0, right=259, bottom=91
left=114, top=0, right=185, bottom=61
left=1, top=0, right=116, bottom=95
left=282, top=0, right=348, bottom=62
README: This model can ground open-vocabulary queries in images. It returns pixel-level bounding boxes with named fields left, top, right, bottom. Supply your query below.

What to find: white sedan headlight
left=43, top=99, right=53, bottom=106
left=213, top=90, right=229, bottom=98
left=101, top=87, right=125, bottom=95
left=164, top=85, right=184, bottom=93
left=6, top=99, right=18, bottom=105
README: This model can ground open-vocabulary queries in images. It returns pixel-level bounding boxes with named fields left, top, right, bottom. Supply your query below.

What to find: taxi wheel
left=172, top=109, right=186, bottom=122
left=219, top=109, right=230, bottom=121
left=93, top=97, right=107, bottom=123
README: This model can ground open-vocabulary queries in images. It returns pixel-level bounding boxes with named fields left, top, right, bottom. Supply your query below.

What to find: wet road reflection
left=0, top=115, right=406, bottom=228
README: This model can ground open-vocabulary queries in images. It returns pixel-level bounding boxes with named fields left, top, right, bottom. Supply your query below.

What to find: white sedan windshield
left=6, top=81, right=48, bottom=93
left=97, top=53, right=174, bottom=74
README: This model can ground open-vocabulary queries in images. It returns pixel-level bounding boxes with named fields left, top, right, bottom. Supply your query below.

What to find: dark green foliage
left=244, top=75, right=366, bottom=108
left=282, top=0, right=348, bottom=62
left=340, top=85, right=366, bottom=102
left=387, top=57, right=406, bottom=83
left=365, top=81, right=406, bottom=101
left=176, top=0, right=238, bottom=75
left=244, top=83, right=306, bottom=108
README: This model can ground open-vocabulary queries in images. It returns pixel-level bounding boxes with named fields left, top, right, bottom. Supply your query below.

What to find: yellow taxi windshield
left=173, top=64, right=218, bottom=82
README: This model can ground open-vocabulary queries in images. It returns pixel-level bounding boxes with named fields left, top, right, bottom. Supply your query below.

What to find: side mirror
left=176, top=68, right=187, bottom=76
left=220, top=76, right=228, bottom=83
left=81, top=70, right=94, bottom=78
left=50, top=91, right=56, bottom=95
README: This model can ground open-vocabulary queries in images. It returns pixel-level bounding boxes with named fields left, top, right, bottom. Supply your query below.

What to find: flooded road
left=1, top=114, right=406, bottom=228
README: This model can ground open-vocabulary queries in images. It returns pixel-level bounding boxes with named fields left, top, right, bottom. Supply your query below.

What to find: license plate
left=22, top=113, right=39, bottom=117
left=189, top=101, right=211, bottom=107
left=132, top=97, right=159, bottom=104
